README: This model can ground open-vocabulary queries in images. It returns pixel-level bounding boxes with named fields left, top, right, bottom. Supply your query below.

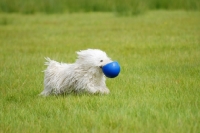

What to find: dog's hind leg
left=39, top=86, right=53, bottom=96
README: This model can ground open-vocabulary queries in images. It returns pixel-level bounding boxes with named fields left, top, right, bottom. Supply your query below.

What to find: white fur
left=40, top=49, right=112, bottom=96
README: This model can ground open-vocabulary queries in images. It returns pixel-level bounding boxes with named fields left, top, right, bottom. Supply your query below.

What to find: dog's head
left=76, top=49, right=112, bottom=68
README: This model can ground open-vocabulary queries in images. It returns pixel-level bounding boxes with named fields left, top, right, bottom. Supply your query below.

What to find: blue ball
left=102, top=61, right=120, bottom=78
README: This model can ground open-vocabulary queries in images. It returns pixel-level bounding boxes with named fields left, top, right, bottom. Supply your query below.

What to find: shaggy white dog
left=40, top=49, right=113, bottom=96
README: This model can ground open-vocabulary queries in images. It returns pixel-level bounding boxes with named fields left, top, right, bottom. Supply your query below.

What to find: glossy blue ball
left=102, top=61, right=120, bottom=78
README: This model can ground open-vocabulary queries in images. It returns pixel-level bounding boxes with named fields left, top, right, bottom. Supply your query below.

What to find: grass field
left=0, top=10, right=200, bottom=132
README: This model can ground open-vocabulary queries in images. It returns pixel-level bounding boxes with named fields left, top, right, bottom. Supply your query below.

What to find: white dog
left=40, top=49, right=113, bottom=96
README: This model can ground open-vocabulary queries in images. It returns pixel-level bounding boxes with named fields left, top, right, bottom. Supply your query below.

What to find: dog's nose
left=99, top=59, right=112, bottom=69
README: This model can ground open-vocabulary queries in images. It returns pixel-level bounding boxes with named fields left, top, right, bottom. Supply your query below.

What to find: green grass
left=0, top=10, right=200, bottom=132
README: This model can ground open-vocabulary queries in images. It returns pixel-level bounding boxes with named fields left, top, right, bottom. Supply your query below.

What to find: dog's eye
left=100, top=60, right=103, bottom=62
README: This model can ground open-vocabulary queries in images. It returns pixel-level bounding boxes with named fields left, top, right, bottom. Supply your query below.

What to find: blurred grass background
left=0, top=0, right=200, bottom=15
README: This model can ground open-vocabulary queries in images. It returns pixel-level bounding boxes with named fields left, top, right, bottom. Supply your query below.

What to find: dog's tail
left=44, top=57, right=52, bottom=66
left=44, top=57, right=59, bottom=66
left=44, top=57, right=61, bottom=70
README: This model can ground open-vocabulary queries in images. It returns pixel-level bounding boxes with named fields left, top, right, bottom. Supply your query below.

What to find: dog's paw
left=99, top=88, right=110, bottom=94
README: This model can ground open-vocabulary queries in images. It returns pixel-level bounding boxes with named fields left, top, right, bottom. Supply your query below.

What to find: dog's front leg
left=87, top=85, right=99, bottom=94
left=87, top=84, right=110, bottom=94
left=98, top=87, right=110, bottom=94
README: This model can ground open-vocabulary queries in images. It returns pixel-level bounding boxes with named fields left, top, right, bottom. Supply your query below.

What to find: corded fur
left=40, top=49, right=112, bottom=96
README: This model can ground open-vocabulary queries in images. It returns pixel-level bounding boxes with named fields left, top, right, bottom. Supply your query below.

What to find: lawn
left=0, top=10, right=200, bottom=133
